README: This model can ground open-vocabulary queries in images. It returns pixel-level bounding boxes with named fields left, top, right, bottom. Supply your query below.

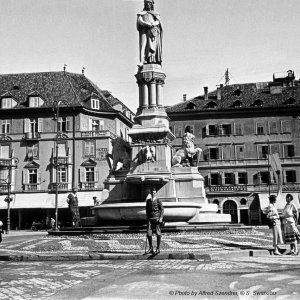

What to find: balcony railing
left=206, top=183, right=300, bottom=193
left=200, top=157, right=300, bottom=168
left=0, top=158, right=12, bottom=167
left=0, top=184, right=8, bottom=192
left=51, top=182, right=69, bottom=191
left=81, top=130, right=111, bottom=138
left=80, top=182, right=96, bottom=190
left=23, top=184, right=39, bottom=191
left=52, top=157, right=72, bottom=165
left=24, top=132, right=41, bottom=140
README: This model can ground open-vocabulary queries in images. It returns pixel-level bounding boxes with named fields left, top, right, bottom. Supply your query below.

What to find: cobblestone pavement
left=1, top=257, right=300, bottom=300
left=0, top=230, right=275, bottom=255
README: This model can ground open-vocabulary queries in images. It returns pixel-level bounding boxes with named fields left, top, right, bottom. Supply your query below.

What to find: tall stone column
left=138, top=84, right=143, bottom=108
left=149, top=81, right=156, bottom=107
left=141, top=83, right=148, bottom=108
left=156, top=81, right=163, bottom=107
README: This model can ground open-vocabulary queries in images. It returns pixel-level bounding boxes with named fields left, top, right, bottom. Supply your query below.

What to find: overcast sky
left=1, top=0, right=300, bottom=111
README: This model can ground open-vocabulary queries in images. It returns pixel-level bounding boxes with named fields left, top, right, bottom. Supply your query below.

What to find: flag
left=267, top=153, right=283, bottom=195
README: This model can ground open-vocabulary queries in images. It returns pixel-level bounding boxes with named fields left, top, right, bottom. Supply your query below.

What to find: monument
left=92, top=0, right=230, bottom=225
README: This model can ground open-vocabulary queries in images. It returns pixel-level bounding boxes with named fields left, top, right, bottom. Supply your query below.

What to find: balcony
left=0, top=184, right=8, bottom=192
left=51, top=182, right=69, bottom=191
left=24, top=132, right=40, bottom=140
left=80, top=182, right=96, bottom=190
left=52, top=156, right=72, bottom=165
left=81, top=130, right=116, bottom=138
left=0, top=158, right=12, bottom=168
left=206, top=183, right=300, bottom=194
left=200, top=157, right=300, bottom=168
left=208, top=185, right=248, bottom=192
left=23, top=184, right=39, bottom=191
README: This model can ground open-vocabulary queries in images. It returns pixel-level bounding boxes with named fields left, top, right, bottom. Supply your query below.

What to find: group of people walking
left=264, top=193, right=300, bottom=255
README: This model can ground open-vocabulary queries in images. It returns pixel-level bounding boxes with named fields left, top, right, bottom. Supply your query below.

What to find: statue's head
left=144, top=0, right=154, bottom=11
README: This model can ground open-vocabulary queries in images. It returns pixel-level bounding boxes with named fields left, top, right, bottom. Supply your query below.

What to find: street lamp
left=2, top=157, right=18, bottom=234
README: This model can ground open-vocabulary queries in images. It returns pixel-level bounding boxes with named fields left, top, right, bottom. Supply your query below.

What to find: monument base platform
left=188, top=213, right=231, bottom=224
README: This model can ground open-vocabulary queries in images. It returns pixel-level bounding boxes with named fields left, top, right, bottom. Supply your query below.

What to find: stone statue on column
left=137, top=0, right=163, bottom=67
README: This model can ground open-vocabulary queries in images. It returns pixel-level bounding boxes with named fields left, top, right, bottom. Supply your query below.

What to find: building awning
left=0, top=191, right=101, bottom=209
left=258, top=193, right=300, bottom=211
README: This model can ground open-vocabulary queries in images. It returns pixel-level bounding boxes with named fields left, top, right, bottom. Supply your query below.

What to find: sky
left=1, top=0, right=300, bottom=112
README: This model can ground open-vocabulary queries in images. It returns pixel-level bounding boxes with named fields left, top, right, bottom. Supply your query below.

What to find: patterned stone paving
left=0, top=230, right=274, bottom=255
left=1, top=257, right=300, bottom=300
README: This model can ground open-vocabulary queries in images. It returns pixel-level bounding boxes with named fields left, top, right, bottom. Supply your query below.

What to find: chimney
left=204, top=87, right=208, bottom=101
left=183, top=94, right=187, bottom=101
left=217, top=85, right=222, bottom=100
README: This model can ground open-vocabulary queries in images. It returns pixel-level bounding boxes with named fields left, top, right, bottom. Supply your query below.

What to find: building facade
left=167, top=70, right=300, bottom=224
left=0, top=71, right=134, bottom=229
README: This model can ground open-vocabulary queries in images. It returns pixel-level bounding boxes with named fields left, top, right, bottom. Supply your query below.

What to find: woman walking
left=264, top=194, right=283, bottom=255
left=282, top=194, right=300, bottom=255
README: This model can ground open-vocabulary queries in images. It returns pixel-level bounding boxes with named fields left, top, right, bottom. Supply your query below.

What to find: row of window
left=201, top=144, right=295, bottom=161
left=0, top=139, right=102, bottom=160
left=0, top=118, right=105, bottom=134
left=171, top=120, right=292, bottom=137
left=206, top=170, right=297, bottom=186
left=198, top=97, right=296, bottom=110
left=0, top=167, right=99, bottom=192
left=1, top=97, right=101, bottom=110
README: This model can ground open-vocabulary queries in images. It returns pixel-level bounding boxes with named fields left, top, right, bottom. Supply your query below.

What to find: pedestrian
left=281, top=194, right=300, bottom=255
left=67, top=189, right=81, bottom=227
left=0, top=219, right=3, bottom=243
left=263, top=194, right=283, bottom=255
left=50, top=217, right=55, bottom=230
left=145, top=187, right=164, bottom=254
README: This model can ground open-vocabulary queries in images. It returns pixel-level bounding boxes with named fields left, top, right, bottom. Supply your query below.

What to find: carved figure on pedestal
left=143, top=145, right=156, bottom=162
left=172, top=127, right=202, bottom=167
left=106, top=137, right=131, bottom=171
left=137, top=0, right=162, bottom=66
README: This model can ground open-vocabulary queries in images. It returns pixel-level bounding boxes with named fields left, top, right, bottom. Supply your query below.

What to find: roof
left=0, top=71, right=117, bottom=112
left=102, top=90, right=135, bottom=115
left=166, top=78, right=300, bottom=113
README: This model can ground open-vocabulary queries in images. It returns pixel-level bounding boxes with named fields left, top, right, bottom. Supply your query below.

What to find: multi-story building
left=167, top=70, right=300, bottom=225
left=0, top=71, right=134, bottom=229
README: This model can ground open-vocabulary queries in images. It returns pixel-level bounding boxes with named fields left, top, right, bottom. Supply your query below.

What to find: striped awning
left=258, top=193, right=300, bottom=211
left=0, top=191, right=101, bottom=209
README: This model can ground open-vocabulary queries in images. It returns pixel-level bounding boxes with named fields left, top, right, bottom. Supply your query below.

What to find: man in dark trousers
left=145, top=187, right=164, bottom=254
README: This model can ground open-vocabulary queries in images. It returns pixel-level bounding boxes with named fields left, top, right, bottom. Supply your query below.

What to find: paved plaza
left=0, top=228, right=282, bottom=261
left=1, top=257, right=300, bottom=299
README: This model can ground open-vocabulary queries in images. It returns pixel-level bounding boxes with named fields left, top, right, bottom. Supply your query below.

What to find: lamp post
left=3, top=157, right=18, bottom=234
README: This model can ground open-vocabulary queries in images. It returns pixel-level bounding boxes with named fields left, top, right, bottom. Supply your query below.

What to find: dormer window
left=253, top=99, right=263, bottom=107
left=1, top=97, right=12, bottom=109
left=91, top=99, right=100, bottom=109
left=185, top=102, right=196, bottom=110
left=29, top=96, right=44, bottom=108
left=283, top=97, right=296, bottom=105
left=233, top=89, right=242, bottom=97
left=206, top=101, right=217, bottom=109
left=233, top=100, right=242, bottom=108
